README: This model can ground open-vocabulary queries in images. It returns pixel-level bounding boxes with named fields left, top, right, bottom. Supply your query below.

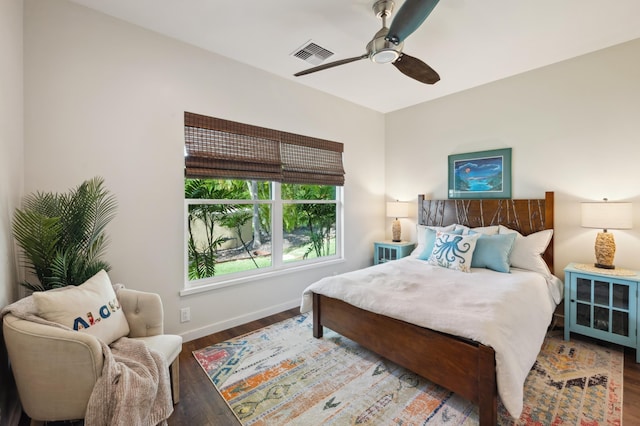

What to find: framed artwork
left=448, top=148, right=512, bottom=199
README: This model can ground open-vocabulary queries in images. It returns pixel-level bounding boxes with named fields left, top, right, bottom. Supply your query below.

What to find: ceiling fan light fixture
left=371, top=49, right=399, bottom=64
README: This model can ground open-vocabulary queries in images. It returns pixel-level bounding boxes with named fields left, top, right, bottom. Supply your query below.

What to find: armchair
left=2, top=287, right=182, bottom=425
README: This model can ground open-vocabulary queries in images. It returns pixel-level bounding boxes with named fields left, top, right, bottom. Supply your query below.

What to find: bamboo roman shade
left=280, top=133, right=344, bottom=185
left=184, top=112, right=282, bottom=181
left=184, top=112, right=345, bottom=185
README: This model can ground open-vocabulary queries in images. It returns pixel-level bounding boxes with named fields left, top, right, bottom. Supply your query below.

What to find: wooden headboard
left=418, top=191, right=554, bottom=273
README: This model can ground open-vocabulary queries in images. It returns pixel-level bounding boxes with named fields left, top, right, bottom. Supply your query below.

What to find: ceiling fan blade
left=386, top=0, right=440, bottom=45
left=294, top=54, right=369, bottom=77
left=392, top=53, right=440, bottom=84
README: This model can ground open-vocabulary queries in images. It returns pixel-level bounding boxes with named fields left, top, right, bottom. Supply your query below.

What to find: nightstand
left=373, top=241, right=415, bottom=265
left=564, top=262, right=640, bottom=362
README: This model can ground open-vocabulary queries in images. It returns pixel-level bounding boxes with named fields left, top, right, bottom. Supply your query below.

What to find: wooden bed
left=312, top=191, right=554, bottom=425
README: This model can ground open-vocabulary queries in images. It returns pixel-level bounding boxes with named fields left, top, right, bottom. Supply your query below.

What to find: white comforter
left=300, top=257, right=562, bottom=419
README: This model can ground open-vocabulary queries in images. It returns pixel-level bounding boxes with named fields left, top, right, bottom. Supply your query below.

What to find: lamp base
left=594, top=231, right=616, bottom=270
left=391, top=219, right=401, bottom=242
left=594, top=263, right=616, bottom=270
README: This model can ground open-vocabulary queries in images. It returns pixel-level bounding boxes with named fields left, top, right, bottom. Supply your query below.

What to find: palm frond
left=12, top=176, right=117, bottom=291
left=12, top=209, right=61, bottom=284
left=22, top=191, right=62, bottom=217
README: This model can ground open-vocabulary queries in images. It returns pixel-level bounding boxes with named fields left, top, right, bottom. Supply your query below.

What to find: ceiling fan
left=294, top=0, right=441, bottom=85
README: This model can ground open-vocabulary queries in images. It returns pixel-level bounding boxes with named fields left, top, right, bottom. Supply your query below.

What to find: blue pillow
left=470, top=233, right=517, bottom=273
left=417, top=228, right=464, bottom=260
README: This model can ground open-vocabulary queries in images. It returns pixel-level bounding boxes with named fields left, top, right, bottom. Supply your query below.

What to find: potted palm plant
left=12, top=176, right=117, bottom=291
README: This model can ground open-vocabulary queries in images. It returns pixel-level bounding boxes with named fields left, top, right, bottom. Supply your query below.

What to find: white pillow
left=498, top=225, right=553, bottom=277
left=455, top=225, right=500, bottom=236
left=411, top=224, right=457, bottom=257
left=428, top=231, right=480, bottom=273
left=33, top=270, right=130, bottom=345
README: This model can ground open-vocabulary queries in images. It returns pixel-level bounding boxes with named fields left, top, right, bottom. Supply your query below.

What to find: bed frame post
left=312, top=293, right=323, bottom=338
left=477, top=344, right=497, bottom=426
left=544, top=191, right=554, bottom=230
left=544, top=191, right=555, bottom=273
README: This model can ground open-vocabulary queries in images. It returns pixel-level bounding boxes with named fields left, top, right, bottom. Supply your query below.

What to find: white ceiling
left=69, top=0, right=640, bottom=113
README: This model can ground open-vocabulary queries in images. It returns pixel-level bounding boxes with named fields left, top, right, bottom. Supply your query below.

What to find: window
left=184, top=112, right=344, bottom=289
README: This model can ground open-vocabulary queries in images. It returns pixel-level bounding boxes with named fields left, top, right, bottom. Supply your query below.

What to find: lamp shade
left=386, top=201, right=409, bottom=218
left=581, top=202, right=632, bottom=230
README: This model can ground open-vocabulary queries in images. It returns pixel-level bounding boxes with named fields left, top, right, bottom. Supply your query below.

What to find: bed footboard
left=312, top=293, right=497, bottom=426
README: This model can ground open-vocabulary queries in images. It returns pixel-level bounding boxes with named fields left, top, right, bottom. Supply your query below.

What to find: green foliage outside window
left=185, top=179, right=337, bottom=281
left=282, top=184, right=336, bottom=260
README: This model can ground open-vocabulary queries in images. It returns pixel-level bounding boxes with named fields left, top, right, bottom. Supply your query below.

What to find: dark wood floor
left=168, top=308, right=640, bottom=426
left=18, top=307, right=640, bottom=425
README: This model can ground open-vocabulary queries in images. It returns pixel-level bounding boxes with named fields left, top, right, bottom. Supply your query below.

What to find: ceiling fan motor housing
left=367, top=27, right=403, bottom=64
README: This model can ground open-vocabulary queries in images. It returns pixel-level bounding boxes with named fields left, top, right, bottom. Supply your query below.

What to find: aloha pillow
left=470, top=232, right=517, bottom=273
left=498, top=225, right=553, bottom=277
left=417, top=227, right=464, bottom=260
left=411, top=223, right=457, bottom=257
left=427, top=231, right=480, bottom=273
left=33, top=270, right=130, bottom=345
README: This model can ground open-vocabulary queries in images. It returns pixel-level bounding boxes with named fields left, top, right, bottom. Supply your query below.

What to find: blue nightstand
left=564, top=262, right=640, bottom=363
left=373, top=241, right=415, bottom=265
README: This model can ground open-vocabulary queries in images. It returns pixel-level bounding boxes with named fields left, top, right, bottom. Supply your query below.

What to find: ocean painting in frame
left=448, top=148, right=512, bottom=199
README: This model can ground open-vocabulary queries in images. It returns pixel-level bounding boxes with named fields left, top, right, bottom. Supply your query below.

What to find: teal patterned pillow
left=417, top=227, right=464, bottom=260
left=428, top=231, right=480, bottom=273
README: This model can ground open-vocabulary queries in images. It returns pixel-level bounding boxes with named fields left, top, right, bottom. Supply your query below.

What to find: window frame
left=182, top=181, right=343, bottom=293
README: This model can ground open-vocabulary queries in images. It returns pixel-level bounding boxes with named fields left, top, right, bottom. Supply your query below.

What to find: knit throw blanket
left=1, top=291, right=173, bottom=426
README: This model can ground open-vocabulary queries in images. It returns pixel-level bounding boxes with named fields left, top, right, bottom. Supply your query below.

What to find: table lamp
left=386, top=201, right=409, bottom=242
left=581, top=198, right=632, bottom=269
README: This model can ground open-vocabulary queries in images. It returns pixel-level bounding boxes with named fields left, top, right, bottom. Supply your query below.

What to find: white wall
left=386, top=38, right=640, bottom=277
left=1, top=0, right=24, bottom=422
left=0, top=0, right=23, bottom=309
left=23, top=0, right=386, bottom=339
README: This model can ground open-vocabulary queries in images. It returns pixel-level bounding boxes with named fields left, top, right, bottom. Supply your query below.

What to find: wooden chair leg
left=170, top=357, right=180, bottom=404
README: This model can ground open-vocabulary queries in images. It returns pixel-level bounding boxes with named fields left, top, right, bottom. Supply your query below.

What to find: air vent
left=291, top=41, right=334, bottom=66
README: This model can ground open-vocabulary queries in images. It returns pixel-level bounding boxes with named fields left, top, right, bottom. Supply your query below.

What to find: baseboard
left=179, top=298, right=300, bottom=342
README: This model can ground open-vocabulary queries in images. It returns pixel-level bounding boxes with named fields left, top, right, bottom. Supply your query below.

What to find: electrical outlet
left=180, top=307, right=191, bottom=323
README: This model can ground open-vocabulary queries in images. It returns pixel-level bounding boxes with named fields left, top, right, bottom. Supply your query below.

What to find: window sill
left=180, top=257, right=345, bottom=297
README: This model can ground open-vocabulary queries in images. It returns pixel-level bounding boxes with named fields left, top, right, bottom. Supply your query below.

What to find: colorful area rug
left=193, top=314, right=623, bottom=425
